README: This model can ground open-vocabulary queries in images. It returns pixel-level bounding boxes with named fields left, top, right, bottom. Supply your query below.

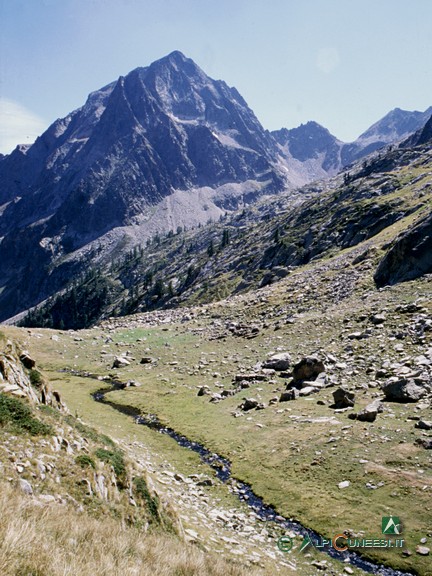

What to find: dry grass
left=0, top=483, right=259, bottom=576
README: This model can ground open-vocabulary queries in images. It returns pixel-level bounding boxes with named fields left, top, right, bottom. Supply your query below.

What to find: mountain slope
left=1, top=52, right=431, bottom=324
left=0, top=51, right=296, bottom=322
left=20, top=130, right=432, bottom=330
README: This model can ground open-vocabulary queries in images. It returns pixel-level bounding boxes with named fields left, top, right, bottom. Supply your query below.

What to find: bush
left=0, top=393, right=53, bottom=436
left=29, top=369, right=43, bottom=388
left=133, top=476, right=159, bottom=521
left=95, top=448, right=126, bottom=481
left=75, top=454, right=96, bottom=469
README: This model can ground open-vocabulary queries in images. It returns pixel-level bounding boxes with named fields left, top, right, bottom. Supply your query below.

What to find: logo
left=277, top=536, right=293, bottom=552
left=299, top=534, right=313, bottom=552
left=278, top=517, right=404, bottom=554
left=382, top=516, right=402, bottom=535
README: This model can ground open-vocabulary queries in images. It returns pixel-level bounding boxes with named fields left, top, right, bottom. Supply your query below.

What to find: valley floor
left=3, top=243, right=432, bottom=575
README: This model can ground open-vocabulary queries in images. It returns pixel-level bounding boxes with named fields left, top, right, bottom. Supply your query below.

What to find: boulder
left=332, top=387, right=355, bottom=408
left=112, top=356, right=131, bottom=369
left=349, top=400, right=382, bottom=422
left=292, top=357, right=325, bottom=381
left=415, top=438, right=432, bottom=449
left=140, top=356, right=155, bottom=364
left=19, top=352, right=36, bottom=369
left=415, top=545, right=430, bottom=556
left=299, top=386, right=319, bottom=396
left=415, top=420, right=432, bottom=430
left=382, top=378, right=427, bottom=402
left=263, top=352, right=291, bottom=371
left=370, top=313, right=386, bottom=325
left=197, top=385, right=210, bottom=396
left=279, top=389, right=299, bottom=402
left=240, top=398, right=259, bottom=411
left=18, top=478, right=33, bottom=496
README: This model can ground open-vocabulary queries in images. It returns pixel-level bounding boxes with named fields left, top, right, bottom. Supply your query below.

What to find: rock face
left=0, top=339, right=66, bottom=411
left=0, top=51, right=290, bottom=322
left=272, top=122, right=342, bottom=176
left=374, top=211, right=432, bottom=287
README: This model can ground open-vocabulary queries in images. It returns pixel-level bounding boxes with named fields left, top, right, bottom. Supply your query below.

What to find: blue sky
left=1, top=0, right=431, bottom=153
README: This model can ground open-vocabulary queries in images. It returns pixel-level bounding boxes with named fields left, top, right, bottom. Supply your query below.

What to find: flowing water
left=67, top=370, right=413, bottom=576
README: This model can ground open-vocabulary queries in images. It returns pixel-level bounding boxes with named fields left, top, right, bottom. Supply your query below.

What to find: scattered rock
left=234, top=373, right=268, bottom=383
left=197, top=386, right=210, bottom=397
left=239, top=398, right=259, bottom=411
left=415, top=438, right=432, bottom=449
left=299, top=386, right=319, bottom=396
left=112, top=356, right=131, bottom=369
left=370, top=313, right=386, bottom=325
left=19, top=351, right=36, bottom=369
left=18, top=478, right=33, bottom=495
left=415, top=420, right=432, bottom=430
left=333, top=387, right=355, bottom=409
left=349, top=400, right=382, bottom=422
left=338, top=480, right=350, bottom=489
left=415, top=545, right=430, bottom=556
left=140, top=357, right=155, bottom=364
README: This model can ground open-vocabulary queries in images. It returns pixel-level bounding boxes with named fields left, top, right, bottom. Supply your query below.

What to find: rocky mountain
left=272, top=107, right=432, bottom=175
left=272, top=121, right=343, bottom=178
left=0, top=51, right=298, bottom=322
left=0, top=50, right=431, bottom=324
left=20, top=124, right=432, bottom=331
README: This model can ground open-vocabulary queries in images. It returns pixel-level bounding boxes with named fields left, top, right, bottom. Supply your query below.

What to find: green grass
left=6, top=246, right=432, bottom=575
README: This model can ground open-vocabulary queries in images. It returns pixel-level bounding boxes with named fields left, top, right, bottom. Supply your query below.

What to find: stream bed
left=68, top=370, right=413, bottom=576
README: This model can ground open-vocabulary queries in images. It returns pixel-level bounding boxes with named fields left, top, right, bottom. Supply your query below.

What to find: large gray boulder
left=332, top=387, right=355, bottom=408
left=263, top=352, right=291, bottom=371
left=349, top=400, right=383, bottom=422
left=382, top=378, right=427, bottom=402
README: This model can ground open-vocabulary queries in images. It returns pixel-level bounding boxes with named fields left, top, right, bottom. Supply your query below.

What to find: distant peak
left=165, top=50, right=188, bottom=62
left=151, top=50, right=191, bottom=69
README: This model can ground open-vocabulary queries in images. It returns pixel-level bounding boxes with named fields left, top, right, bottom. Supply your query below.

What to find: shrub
left=75, top=454, right=96, bottom=469
left=133, top=476, right=159, bottom=521
left=95, top=448, right=126, bottom=481
left=0, top=393, right=53, bottom=436
left=29, top=369, right=43, bottom=388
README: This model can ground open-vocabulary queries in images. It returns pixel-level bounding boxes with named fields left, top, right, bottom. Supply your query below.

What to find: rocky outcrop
left=374, top=211, right=432, bottom=286
left=0, top=338, right=67, bottom=411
